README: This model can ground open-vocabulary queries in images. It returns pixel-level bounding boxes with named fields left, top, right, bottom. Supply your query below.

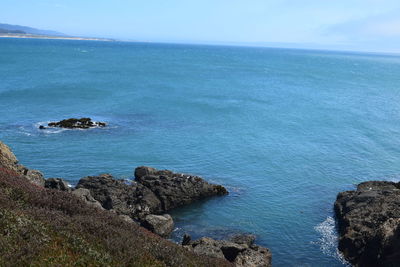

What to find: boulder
left=141, top=214, right=174, bottom=238
left=22, top=169, right=45, bottom=187
left=0, top=141, right=18, bottom=170
left=41, top=118, right=106, bottom=129
left=76, top=174, right=162, bottom=220
left=335, top=181, right=400, bottom=266
left=183, top=236, right=271, bottom=267
left=134, top=166, right=228, bottom=211
left=190, top=237, right=228, bottom=260
left=118, top=214, right=139, bottom=225
left=234, top=245, right=272, bottom=267
left=0, top=141, right=45, bottom=186
left=229, top=234, right=256, bottom=247
left=71, top=188, right=103, bottom=209
left=45, top=178, right=71, bottom=191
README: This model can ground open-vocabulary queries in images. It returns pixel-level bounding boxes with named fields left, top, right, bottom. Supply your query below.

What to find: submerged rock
left=40, top=117, right=106, bottom=129
left=0, top=141, right=45, bottom=186
left=141, top=214, right=174, bottom=238
left=134, top=166, right=228, bottom=211
left=335, top=181, right=400, bottom=266
left=183, top=235, right=272, bottom=267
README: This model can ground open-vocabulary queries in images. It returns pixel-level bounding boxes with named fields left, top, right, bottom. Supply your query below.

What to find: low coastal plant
left=0, top=170, right=231, bottom=267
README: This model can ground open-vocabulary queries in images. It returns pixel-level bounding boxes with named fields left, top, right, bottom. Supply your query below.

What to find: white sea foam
left=314, top=216, right=349, bottom=266
left=43, top=128, right=69, bottom=134
left=16, top=125, right=34, bottom=136
left=35, top=121, right=51, bottom=128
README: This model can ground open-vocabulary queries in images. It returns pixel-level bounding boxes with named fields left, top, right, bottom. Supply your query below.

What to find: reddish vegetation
left=0, top=171, right=231, bottom=267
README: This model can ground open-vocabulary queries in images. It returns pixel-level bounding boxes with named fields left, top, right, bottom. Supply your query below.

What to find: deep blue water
left=1, top=38, right=400, bottom=266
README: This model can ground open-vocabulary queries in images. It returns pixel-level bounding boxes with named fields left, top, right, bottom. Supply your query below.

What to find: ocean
left=1, top=38, right=400, bottom=266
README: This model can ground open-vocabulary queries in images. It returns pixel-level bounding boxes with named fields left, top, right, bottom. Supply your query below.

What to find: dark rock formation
left=141, top=214, right=174, bottom=238
left=182, top=233, right=192, bottom=246
left=76, top=168, right=228, bottom=221
left=182, top=235, right=271, bottom=267
left=40, top=118, right=106, bottom=129
left=76, top=167, right=229, bottom=237
left=335, top=181, right=400, bottom=266
left=134, top=166, right=228, bottom=211
left=76, top=174, right=162, bottom=220
left=0, top=141, right=45, bottom=186
left=45, top=178, right=71, bottom=191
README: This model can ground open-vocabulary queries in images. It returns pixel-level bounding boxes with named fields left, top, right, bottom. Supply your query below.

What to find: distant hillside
left=0, top=23, right=65, bottom=36
left=0, top=28, right=25, bottom=34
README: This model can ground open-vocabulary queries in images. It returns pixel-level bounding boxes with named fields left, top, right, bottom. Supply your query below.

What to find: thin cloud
left=325, top=10, right=400, bottom=41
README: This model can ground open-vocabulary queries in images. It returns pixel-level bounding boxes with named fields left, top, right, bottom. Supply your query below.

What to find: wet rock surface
left=335, top=181, right=400, bottom=266
left=40, top=117, right=106, bottom=129
left=182, top=235, right=272, bottom=267
left=0, top=141, right=45, bottom=186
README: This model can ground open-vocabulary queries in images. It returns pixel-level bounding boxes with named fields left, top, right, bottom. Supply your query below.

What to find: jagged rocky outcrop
left=76, top=174, right=162, bottom=220
left=182, top=234, right=272, bottom=267
left=39, top=117, right=106, bottom=129
left=77, top=167, right=228, bottom=219
left=134, top=166, right=228, bottom=211
left=0, top=141, right=45, bottom=186
left=76, top=167, right=229, bottom=237
left=335, top=181, right=400, bottom=266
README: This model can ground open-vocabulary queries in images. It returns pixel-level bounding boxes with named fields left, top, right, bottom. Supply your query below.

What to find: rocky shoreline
left=5, top=137, right=400, bottom=266
left=0, top=141, right=271, bottom=266
left=335, top=181, right=400, bottom=266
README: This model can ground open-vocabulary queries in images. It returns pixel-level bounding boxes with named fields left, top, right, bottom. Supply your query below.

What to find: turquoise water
left=1, top=38, right=400, bottom=266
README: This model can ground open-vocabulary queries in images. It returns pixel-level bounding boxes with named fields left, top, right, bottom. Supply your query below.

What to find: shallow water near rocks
left=1, top=38, right=400, bottom=266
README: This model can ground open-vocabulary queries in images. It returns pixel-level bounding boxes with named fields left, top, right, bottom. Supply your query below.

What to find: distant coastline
left=0, top=33, right=114, bottom=41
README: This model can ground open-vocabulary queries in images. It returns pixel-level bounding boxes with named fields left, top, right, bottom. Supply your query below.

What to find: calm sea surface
left=1, top=38, right=400, bottom=266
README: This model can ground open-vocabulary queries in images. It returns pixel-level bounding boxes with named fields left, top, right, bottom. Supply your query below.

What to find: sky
left=1, top=0, right=400, bottom=53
